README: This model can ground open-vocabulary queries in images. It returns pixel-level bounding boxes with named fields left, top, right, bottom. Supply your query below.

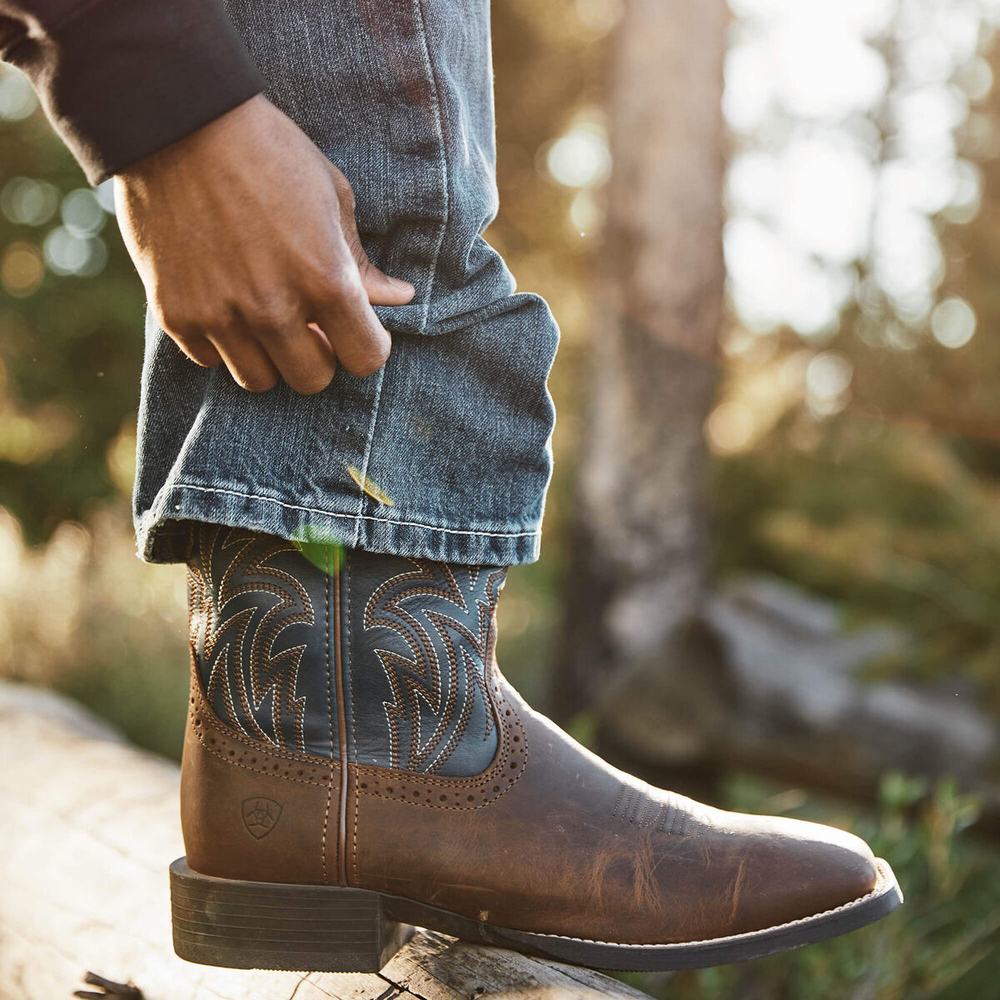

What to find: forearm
left=0, top=0, right=263, bottom=183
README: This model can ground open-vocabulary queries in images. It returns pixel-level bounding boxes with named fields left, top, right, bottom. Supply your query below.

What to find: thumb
left=355, top=245, right=416, bottom=306
left=332, top=166, right=415, bottom=307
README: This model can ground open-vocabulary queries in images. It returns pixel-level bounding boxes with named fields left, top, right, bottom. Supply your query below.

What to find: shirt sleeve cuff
left=7, top=0, right=265, bottom=184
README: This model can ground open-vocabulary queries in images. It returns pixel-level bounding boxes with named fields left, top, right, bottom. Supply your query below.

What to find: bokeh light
left=1, top=177, right=60, bottom=227
left=930, top=296, right=977, bottom=348
left=1, top=240, right=44, bottom=297
left=545, top=121, right=611, bottom=189
left=0, top=67, right=37, bottom=121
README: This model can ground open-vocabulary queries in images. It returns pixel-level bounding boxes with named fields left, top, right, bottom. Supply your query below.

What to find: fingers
left=309, top=271, right=392, bottom=377
left=207, top=328, right=281, bottom=393
left=342, top=225, right=415, bottom=307
left=358, top=255, right=416, bottom=306
left=250, top=316, right=337, bottom=395
left=174, top=334, right=222, bottom=369
left=160, top=305, right=337, bottom=395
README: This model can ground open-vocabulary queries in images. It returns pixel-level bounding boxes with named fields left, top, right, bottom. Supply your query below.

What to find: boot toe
left=729, top=815, right=879, bottom=936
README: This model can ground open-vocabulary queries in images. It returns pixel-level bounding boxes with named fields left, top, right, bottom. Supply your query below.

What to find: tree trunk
left=553, top=0, right=727, bottom=728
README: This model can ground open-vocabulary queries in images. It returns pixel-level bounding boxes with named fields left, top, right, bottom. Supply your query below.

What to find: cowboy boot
left=170, top=525, right=902, bottom=972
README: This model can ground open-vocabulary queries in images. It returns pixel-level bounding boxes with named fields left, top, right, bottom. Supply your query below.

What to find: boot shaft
left=186, top=524, right=507, bottom=775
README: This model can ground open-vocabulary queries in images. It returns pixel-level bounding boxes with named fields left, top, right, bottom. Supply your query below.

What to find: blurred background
left=2, top=0, right=999, bottom=997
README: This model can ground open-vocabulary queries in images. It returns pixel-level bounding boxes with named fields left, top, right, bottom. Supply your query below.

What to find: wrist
left=117, top=94, right=270, bottom=185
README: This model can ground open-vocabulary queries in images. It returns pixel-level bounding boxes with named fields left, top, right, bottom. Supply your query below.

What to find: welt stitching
left=166, top=483, right=540, bottom=539
left=411, top=0, right=449, bottom=325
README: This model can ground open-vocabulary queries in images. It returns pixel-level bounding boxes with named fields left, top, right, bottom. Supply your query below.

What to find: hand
left=114, top=94, right=415, bottom=394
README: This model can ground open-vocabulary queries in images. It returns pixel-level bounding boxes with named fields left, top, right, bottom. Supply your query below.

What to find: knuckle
left=250, top=320, right=280, bottom=341
left=192, top=301, right=240, bottom=336
left=246, top=295, right=295, bottom=336
left=323, top=266, right=363, bottom=304
left=154, top=300, right=189, bottom=336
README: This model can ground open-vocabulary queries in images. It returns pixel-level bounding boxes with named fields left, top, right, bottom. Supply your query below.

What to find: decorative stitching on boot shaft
left=188, top=683, right=332, bottom=786
left=186, top=534, right=529, bottom=812
left=188, top=524, right=316, bottom=753
left=361, top=561, right=505, bottom=775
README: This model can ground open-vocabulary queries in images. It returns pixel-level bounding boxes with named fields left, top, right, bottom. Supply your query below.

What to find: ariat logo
left=241, top=797, right=282, bottom=839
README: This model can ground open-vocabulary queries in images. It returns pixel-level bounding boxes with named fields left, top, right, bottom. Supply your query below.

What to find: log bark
left=553, top=0, right=727, bottom=719
left=0, top=681, right=650, bottom=1000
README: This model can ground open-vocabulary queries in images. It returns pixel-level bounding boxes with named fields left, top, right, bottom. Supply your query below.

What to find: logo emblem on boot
left=241, top=797, right=282, bottom=839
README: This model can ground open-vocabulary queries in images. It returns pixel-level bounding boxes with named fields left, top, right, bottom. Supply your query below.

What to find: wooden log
left=0, top=682, right=650, bottom=1000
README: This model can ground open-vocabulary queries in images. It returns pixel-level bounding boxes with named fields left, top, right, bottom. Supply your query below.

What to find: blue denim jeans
left=133, top=0, right=559, bottom=566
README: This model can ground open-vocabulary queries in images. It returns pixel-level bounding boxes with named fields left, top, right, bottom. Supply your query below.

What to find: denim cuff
left=137, top=483, right=543, bottom=567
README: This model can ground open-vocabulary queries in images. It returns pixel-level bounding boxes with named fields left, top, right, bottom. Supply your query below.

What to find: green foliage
left=55, top=648, right=189, bottom=761
left=0, top=73, right=145, bottom=544
left=714, top=408, right=1000, bottom=707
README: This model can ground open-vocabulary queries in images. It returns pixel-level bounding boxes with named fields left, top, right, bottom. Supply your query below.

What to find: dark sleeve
left=0, top=0, right=265, bottom=184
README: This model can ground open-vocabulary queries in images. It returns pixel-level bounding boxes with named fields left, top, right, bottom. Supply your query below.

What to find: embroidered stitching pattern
left=352, top=567, right=528, bottom=811
left=363, top=561, right=502, bottom=773
left=189, top=525, right=314, bottom=752
left=189, top=679, right=333, bottom=787
left=611, top=786, right=688, bottom=836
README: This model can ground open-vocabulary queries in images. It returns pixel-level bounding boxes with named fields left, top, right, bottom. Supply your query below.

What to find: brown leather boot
left=170, top=525, right=902, bottom=972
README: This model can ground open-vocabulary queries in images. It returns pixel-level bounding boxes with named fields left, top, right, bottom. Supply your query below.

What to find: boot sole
left=169, top=855, right=902, bottom=972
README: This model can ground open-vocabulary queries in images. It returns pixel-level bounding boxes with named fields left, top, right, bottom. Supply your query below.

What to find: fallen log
left=0, top=681, right=650, bottom=1000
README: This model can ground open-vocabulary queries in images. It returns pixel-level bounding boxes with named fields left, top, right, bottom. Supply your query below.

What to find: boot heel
left=169, top=857, right=413, bottom=972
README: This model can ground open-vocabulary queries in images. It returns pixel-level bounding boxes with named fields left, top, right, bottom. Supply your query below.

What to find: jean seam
left=166, top=482, right=541, bottom=539
left=352, top=365, right=386, bottom=546
left=412, top=0, right=449, bottom=326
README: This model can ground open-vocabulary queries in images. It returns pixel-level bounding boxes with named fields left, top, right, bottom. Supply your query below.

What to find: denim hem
left=135, top=482, right=542, bottom=567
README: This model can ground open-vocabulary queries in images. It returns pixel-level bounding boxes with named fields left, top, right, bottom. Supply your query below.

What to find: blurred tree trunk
left=552, top=0, right=727, bottom=756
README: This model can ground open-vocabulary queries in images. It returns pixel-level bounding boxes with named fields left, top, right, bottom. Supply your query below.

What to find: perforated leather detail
left=188, top=676, right=333, bottom=787
left=351, top=661, right=528, bottom=810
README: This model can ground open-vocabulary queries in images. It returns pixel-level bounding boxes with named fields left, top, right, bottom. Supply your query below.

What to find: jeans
left=133, top=0, right=559, bottom=567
